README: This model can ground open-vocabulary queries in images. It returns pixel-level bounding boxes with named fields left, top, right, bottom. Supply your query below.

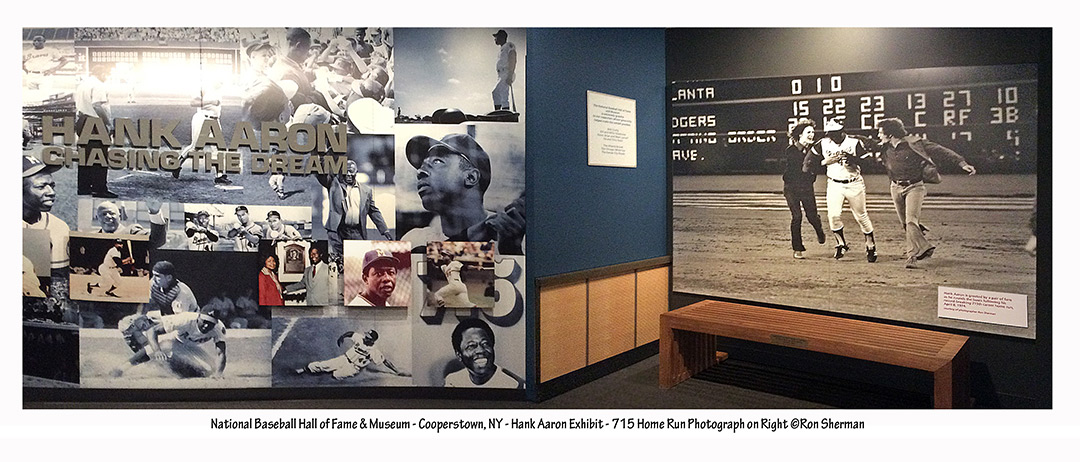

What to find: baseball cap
left=266, top=210, right=281, bottom=219
left=493, top=30, right=508, bottom=39
left=23, top=155, right=61, bottom=178
left=196, top=210, right=210, bottom=217
left=242, top=38, right=273, bottom=57
left=235, top=205, right=248, bottom=213
left=362, top=248, right=399, bottom=273
left=405, top=133, right=491, bottom=192
left=823, top=119, right=844, bottom=133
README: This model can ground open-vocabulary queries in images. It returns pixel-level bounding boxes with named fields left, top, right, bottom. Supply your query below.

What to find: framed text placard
left=587, top=90, right=637, bottom=168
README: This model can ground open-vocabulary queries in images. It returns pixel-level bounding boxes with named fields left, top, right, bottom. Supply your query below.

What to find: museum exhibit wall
left=666, top=28, right=1051, bottom=408
left=22, top=27, right=529, bottom=399
left=22, top=26, right=670, bottom=403
left=524, top=28, right=668, bottom=395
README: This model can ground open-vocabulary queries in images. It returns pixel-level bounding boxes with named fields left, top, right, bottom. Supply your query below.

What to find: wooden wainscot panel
left=587, top=273, right=637, bottom=365
left=539, top=281, right=588, bottom=382
left=636, top=266, right=669, bottom=346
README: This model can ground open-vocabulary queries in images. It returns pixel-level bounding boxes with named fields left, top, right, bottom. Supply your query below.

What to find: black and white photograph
left=76, top=198, right=169, bottom=249
left=670, top=64, right=1038, bottom=338
left=394, top=28, right=524, bottom=123
left=423, top=241, right=497, bottom=309
left=278, top=240, right=334, bottom=307
left=22, top=27, right=400, bottom=207
left=410, top=310, right=526, bottom=389
left=271, top=313, right=412, bottom=387
left=22, top=29, right=80, bottom=105
left=394, top=123, right=526, bottom=255
left=311, top=134, right=396, bottom=264
left=168, top=203, right=312, bottom=251
left=68, top=232, right=151, bottom=303
left=344, top=240, right=412, bottom=307
left=410, top=252, right=526, bottom=388
left=79, top=249, right=271, bottom=388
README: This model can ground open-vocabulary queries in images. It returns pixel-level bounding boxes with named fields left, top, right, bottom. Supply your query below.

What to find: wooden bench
left=659, top=300, right=970, bottom=408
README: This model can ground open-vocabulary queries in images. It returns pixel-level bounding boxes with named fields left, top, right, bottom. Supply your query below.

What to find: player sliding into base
left=294, top=329, right=410, bottom=380
left=111, top=310, right=227, bottom=379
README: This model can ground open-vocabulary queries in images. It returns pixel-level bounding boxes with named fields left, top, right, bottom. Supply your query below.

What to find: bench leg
left=660, top=318, right=717, bottom=389
left=932, top=344, right=970, bottom=409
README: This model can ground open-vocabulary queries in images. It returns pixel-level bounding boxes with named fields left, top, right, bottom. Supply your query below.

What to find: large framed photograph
left=670, top=64, right=1038, bottom=338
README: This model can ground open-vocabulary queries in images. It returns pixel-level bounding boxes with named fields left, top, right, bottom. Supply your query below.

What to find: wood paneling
left=635, top=266, right=669, bottom=346
left=587, top=273, right=636, bottom=364
left=538, top=282, right=588, bottom=382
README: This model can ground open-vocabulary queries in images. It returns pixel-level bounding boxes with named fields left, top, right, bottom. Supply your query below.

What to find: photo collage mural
left=22, top=27, right=527, bottom=390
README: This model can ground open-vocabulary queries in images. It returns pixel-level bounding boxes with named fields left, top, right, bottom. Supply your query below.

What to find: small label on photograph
left=938, top=286, right=1028, bottom=328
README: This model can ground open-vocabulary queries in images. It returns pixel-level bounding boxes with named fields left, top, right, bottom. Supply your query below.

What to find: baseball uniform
left=444, top=365, right=521, bottom=388
left=820, top=136, right=874, bottom=235
left=305, top=333, right=387, bottom=379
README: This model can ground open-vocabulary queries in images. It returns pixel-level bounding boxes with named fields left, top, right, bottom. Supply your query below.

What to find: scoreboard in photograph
left=669, top=64, right=1038, bottom=175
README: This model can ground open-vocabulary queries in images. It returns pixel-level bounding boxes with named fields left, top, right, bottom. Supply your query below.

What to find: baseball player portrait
left=349, top=248, right=403, bottom=307
left=185, top=210, right=220, bottom=251
left=226, top=205, right=263, bottom=252
left=22, top=34, right=68, bottom=97
left=318, top=158, right=394, bottom=260
left=262, top=210, right=303, bottom=243
left=23, top=156, right=70, bottom=272
left=444, top=317, right=523, bottom=388
left=401, top=132, right=525, bottom=254
left=294, top=329, right=409, bottom=380
left=815, top=118, right=877, bottom=262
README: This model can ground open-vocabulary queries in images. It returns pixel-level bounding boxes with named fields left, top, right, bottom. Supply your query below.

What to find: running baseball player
left=87, top=239, right=130, bottom=298
left=817, top=118, right=877, bottom=262
left=294, top=329, right=409, bottom=380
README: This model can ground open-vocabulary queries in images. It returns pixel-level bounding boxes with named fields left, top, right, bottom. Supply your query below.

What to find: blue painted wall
left=524, top=28, right=667, bottom=395
left=526, top=28, right=668, bottom=277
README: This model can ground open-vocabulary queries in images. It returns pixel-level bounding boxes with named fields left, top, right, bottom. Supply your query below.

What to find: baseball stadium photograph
left=670, top=65, right=1038, bottom=338
left=393, top=28, right=524, bottom=123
